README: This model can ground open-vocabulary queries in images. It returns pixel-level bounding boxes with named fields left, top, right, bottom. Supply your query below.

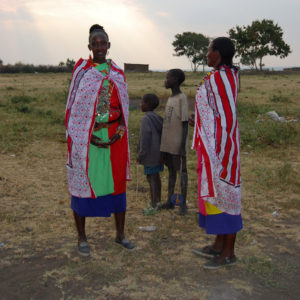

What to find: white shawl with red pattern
left=65, top=59, right=130, bottom=198
left=192, top=66, right=241, bottom=215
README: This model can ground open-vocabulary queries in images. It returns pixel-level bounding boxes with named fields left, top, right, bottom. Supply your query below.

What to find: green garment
left=88, top=62, right=114, bottom=196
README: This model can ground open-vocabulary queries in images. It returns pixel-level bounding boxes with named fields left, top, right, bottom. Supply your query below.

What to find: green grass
left=0, top=109, right=65, bottom=154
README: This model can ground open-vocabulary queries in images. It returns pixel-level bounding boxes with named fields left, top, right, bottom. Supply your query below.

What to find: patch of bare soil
left=0, top=140, right=300, bottom=299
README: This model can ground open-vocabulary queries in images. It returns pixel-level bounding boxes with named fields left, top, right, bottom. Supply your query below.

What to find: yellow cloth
left=205, top=201, right=223, bottom=215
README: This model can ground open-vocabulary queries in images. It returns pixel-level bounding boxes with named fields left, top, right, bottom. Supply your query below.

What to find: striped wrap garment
left=192, top=66, right=242, bottom=215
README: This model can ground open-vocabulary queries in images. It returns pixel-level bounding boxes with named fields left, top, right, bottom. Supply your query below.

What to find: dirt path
left=1, top=140, right=300, bottom=299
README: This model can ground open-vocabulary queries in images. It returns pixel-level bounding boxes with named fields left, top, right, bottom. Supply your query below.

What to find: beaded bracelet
left=116, top=125, right=126, bottom=138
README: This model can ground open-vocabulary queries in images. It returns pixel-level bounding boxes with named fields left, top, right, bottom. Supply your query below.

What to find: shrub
left=11, top=95, right=34, bottom=104
left=16, top=105, right=31, bottom=113
left=237, top=102, right=271, bottom=117
left=269, top=94, right=290, bottom=103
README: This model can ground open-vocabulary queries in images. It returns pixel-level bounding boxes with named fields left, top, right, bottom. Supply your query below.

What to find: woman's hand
left=189, top=113, right=195, bottom=127
left=90, top=132, right=122, bottom=148
left=90, top=135, right=109, bottom=148
left=106, top=134, right=120, bottom=145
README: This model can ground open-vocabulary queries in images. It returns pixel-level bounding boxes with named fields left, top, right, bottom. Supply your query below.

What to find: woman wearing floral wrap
left=65, top=24, right=134, bottom=256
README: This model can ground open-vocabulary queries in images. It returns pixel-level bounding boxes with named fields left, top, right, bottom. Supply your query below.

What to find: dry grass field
left=0, top=71, right=300, bottom=299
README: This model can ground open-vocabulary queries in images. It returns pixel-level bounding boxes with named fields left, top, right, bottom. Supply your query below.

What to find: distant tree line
left=173, top=19, right=291, bottom=72
left=0, top=58, right=76, bottom=73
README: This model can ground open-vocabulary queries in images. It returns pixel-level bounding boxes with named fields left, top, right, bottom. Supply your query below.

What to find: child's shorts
left=144, top=165, right=164, bottom=175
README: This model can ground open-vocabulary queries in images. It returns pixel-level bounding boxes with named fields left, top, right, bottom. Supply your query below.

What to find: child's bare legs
left=155, top=174, right=162, bottom=206
left=167, top=166, right=177, bottom=204
left=147, top=173, right=161, bottom=208
left=158, top=166, right=176, bottom=209
left=179, top=155, right=188, bottom=215
left=166, top=167, right=177, bottom=208
left=73, top=211, right=87, bottom=242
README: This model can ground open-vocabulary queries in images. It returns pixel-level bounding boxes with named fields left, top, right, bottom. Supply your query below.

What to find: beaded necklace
left=198, top=71, right=212, bottom=89
left=92, top=59, right=113, bottom=122
left=198, top=65, right=231, bottom=89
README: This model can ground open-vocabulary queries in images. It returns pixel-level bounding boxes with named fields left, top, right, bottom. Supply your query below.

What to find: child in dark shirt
left=137, top=94, right=164, bottom=208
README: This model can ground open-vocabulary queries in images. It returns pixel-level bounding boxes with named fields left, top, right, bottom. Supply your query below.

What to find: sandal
left=115, top=238, right=135, bottom=251
left=192, top=246, right=221, bottom=258
left=78, top=241, right=90, bottom=257
left=203, top=255, right=237, bottom=270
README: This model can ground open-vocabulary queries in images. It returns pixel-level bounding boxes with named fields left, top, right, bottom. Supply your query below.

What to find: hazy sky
left=0, top=0, right=299, bottom=70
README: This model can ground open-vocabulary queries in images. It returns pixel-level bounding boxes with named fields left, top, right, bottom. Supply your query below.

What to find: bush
left=16, top=105, right=31, bottom=113
left=269, top=94, right=290, bottom=103
left=6, top=96, right=35, bottom=114
left=11, top=95, right=34, bottom=104
left=237, top=102, right=271, bottom=117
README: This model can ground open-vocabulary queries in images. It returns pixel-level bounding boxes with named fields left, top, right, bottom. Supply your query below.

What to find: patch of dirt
left=0, top=247, right=67, bottom=300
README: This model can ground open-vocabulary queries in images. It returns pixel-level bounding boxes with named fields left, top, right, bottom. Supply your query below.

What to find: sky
left=0, top=0, right=299, bottom=71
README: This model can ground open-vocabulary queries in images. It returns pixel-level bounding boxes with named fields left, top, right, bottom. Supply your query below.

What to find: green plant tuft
left=143, top=204, right=160, bottom=216
left=269, top=94, right=290, bottom=103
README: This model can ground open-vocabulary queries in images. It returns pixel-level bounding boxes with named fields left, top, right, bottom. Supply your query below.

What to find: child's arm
left=180, top=121, right=188, bottom=156
left=179, top=94, right=189, bottom=156
left=137, top=117, right=151, bottom=164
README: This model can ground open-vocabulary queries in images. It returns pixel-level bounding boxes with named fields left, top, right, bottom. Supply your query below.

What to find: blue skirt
left=71, top=192, right=126, bottom=217
left=199, top=212, right=243, bottom=234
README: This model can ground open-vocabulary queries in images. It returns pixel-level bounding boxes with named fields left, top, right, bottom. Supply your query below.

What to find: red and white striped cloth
left=192, top=66, right=241, bottom=215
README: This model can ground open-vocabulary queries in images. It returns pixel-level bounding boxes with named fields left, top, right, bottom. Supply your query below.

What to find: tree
left=229, top=19, right=291, bottom=71
left=172, top=32, right=210, bottom=72
left=66, top=58, right=76, bottom=71
left=240, top=54, right=258, bottom=70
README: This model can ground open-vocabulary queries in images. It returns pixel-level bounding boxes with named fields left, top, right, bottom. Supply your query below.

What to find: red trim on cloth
left=199, top=138, right=214, bottom=197
left=108, top=87, right=127, bottom=194
left=197, top=148, right=207, bottom=216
